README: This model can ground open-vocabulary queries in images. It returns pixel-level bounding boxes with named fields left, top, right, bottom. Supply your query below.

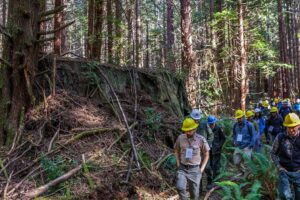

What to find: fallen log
left=25, top=164, right=82, bottom=198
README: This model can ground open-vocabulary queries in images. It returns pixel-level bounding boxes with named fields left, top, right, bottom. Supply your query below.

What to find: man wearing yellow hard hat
left=271, top=113, right=300, bottom=200
left=174, top=118, right=210, bottom=200
left=232, top=110, right=256, bottom=166
left=265, top=107, right=283, bottom=144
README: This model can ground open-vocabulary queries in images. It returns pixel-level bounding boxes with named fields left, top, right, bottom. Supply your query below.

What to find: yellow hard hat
left=262, top=100, right=269, bottom=108
left=246, top=110, right=255, bottom=118
left=235, top=110, right=245, bottom=119
left=283, top=113, right=300, bottom=127
left=181, top=118, right=199, bottom=132
left=270, top=107, right=278, bottom=113
left=274, top=98, right=279, bottom=104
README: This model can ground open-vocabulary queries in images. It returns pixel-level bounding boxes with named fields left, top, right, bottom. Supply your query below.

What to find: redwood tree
left=180, top=0, right=197, bottom=105
left=238, top=0, right=248, bottom=110
left=0, top=0, right=44, bottom=145
left=166, top=0, right=175, bottom=71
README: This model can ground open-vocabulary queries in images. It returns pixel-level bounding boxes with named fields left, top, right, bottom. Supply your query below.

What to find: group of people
left=174, top=98, right=300, bottom=200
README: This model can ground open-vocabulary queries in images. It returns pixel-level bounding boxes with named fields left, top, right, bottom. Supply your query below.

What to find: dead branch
left=0, top=145, right=32, bottom=176
left=0, top=57, right=12, bottom=67
left=39, top=16, right=53, bottom=23
left=48, top=127, right=60, bottom=152
left=7, top=166, right=41, bottom=196
left=40, top=5, right=66, bottom=17
left=97, top=67, right=140, bottom=170
left=65, top=127, right=120, bottom=145
left=0, top=25, right=12, bottom=39
left=25, top=164, right=82, bottom=198
left=3, top=171, right=13, bottom=200
left=38, top=20, right=75, bottom=35
left=30, top=122, right=46, bottom=146
left=35, top=37, right=55, bottom=43
left=106, top=122, right=138, bottom=151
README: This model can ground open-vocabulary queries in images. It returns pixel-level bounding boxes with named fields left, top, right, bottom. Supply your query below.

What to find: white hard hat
left=190, top=109, right=202, bottom=120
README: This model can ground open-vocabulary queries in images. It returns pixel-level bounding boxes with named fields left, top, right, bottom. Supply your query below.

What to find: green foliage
left=200, top=74, right=222, bottom=106
left=144, top=107, right=161, bottom=134
left=40, top=154, right=67, bottom=182
left=138, top=150, right=152, bottom=169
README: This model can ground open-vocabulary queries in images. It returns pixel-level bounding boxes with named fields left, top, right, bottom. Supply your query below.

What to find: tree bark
left=115, top=0, right=122, bottom=65
left=180, top=0, right=197, bottom=106
left=87, top=0, right=95, bottom=59
left=135, top=0, right=141, bottom=68
left=92, top=0, right=105, bottom=60
left=54, top=0, right=64, bottom=55
left=107, top=0, right=113, bottom=63
left=0, top=0, right=43, bottom=145
left=166, top=0, right=175, bottom=71
left=238, top=0, right=248, bottom=110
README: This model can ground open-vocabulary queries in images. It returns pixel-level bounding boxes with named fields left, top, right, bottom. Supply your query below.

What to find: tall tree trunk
left=54, top=0, right=63, bottom=55
left=0, top=0, right=43, bottom=145
left=107, top=0, right=113, bottom=63
left=166, top=0, right=175, bottom=71
left=238, top=0, right=248, bottom=110
left=278, top=0, right=289, bottom=98
left=92, top=0, right=104, bottom=60
left=87, top=0, right=95, bottom=59
left=115, top=0, right=122, bottom=65
left=180, top=0, right=197, bottom=106
left=126, top=0, right=134, bottom=66
left=145, top=21, right=150, bottom=68
left=135, top=0, right=141, bottom=68
left=2, top=0, right=6, bottom=25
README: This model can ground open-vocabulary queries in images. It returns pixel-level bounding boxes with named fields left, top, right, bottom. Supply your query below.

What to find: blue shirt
left=233, top=120, right=256, bottom=149
left=254, top=117, right=266, bottom=135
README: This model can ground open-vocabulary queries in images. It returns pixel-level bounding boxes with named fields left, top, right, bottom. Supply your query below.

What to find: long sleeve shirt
left=233, top=120, right=256, bottom=149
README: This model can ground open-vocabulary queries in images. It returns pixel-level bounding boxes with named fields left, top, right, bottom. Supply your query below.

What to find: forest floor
left=0, top=88, right=187, bottom=199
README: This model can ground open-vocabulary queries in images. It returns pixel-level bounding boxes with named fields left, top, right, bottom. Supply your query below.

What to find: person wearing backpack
left=265, top=107, right=283, bottom=144
left=232, top=110, right=256, bottom=166
left=271, top=113, right=300, bottom=200
left=198, top=115, right=226, bottom=190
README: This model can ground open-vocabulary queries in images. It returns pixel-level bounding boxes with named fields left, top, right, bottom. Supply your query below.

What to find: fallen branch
left=38, top=20, right=75, bottom=35
left=3, top=171, right=13, bottom=200
left=65, top=127, right=120, bottom=145
left=7, top=166, right=41, bottom=196
left=48, top=127, right=60, bottom=152
left=25, top=164, right=82, bottom=198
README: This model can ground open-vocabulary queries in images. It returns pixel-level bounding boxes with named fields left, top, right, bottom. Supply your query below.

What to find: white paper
left=185, top=148, right=193, bottom=159
left=268, top=126, right=274, bottom=132
left=237, top=134, right=243, bottom=142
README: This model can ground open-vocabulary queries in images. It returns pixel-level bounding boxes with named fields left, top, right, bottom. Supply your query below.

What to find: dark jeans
left=278, top=171, right=300, bottom=200
left=202, top=153, right=221, bottom=190
left=176, top=165, right=202, bottom=200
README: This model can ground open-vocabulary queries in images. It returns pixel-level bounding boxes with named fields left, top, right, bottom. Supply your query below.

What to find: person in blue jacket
left=232, top=110, right=256, bottom=166
left=279, top=100, right=292, bottom=120
left=253, top=108, right=266, bottom=152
